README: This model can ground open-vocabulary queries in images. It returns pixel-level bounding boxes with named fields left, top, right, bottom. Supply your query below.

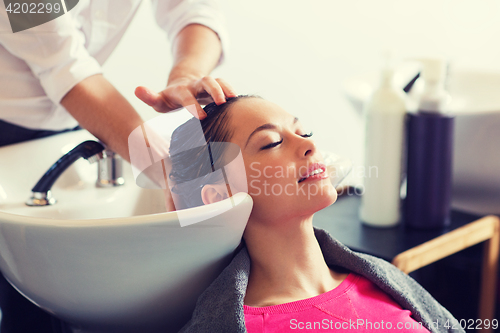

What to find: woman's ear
left=201, top=184, right=229, bottom=205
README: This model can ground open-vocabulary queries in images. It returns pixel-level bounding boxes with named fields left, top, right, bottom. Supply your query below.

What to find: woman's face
left=228, top=98, right=337, bottom=223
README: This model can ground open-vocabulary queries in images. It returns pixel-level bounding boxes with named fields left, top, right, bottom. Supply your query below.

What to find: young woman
left=169, top=96, right=462, bottom=333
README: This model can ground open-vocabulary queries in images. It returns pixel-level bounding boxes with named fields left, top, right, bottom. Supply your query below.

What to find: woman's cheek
left=245, top=161, right=263, bottom=197
left=248, top=179, right=263, bottom=197
left=224, top=151, right=248, bottom=194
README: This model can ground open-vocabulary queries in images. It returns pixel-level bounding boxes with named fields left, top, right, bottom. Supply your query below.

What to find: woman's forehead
left=230, top=98, right=291, bottom=127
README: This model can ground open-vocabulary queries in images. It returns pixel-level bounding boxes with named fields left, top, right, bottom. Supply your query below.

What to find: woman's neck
left=243, top=215, right=348, bottom=307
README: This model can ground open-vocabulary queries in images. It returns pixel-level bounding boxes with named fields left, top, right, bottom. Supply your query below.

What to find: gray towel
left=180, top=227, right=464, bottom=333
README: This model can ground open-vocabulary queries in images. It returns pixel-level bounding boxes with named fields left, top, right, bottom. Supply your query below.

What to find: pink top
left=244, top=273, right=431, bottom=332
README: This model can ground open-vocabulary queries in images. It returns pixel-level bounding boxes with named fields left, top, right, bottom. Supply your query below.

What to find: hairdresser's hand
left=135, top=75, right=236, bottom=120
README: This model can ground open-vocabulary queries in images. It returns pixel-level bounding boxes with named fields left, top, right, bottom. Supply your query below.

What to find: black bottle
left=404, top=59, right=454, bottom=229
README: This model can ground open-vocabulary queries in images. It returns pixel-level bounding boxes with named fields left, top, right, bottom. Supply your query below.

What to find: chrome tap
left=96, top=147, right=125, bottom=187
left=26, top=140, right=105, bottom=206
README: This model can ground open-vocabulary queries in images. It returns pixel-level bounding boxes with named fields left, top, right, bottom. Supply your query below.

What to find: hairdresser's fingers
left=135, top=76, right=231, bottom=117
left=174, top=88, right=207, bottom=119
left=136, top=86, right=180, bottom=114
left=215, top=78, right=237, bottom=98
left=196, top=76, right=226, bottom=105
left=193, top=91, right=214, bottom=105
left=136, top=84, right=206, bottom=118
left=135, top=86, right=165, bottom=111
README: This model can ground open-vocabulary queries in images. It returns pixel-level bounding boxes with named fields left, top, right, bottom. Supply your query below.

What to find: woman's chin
left=322, top=188, right=338, bottom=209
left=309, top=184, right=338, bottom=213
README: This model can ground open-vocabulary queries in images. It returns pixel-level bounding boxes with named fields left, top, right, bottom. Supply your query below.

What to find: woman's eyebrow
left=245, top=123, right=276, bottom=148
left=245, top=117, right=299, bottom=148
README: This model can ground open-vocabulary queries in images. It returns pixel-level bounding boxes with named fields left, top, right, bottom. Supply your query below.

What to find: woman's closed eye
left=260, top=138, right=283, bottom=150
left=260, top=132, right=313, bottom=150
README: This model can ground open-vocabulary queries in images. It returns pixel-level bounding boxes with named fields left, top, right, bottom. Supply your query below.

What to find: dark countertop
left=313, top=191, right=482, bottom=261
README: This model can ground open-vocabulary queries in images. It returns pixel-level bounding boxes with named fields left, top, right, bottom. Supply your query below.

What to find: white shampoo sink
left=0, top=130, right=252, bottom=332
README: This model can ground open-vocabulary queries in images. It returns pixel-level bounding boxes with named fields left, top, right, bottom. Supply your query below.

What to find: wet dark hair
left=169, top=95, right=259, bottom=209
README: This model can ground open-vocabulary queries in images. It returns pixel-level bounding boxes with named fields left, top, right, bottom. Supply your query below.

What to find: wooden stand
left=392, top=215, right=500, bottom=332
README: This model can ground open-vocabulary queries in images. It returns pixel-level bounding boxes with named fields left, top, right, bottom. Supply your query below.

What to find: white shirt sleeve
left=150, top=0, right=229, bottom=65
left=0, top=9, right=102, bottom=105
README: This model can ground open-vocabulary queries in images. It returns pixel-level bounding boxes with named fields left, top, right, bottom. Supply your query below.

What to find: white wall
left=103, top=0, right=500, bottom=184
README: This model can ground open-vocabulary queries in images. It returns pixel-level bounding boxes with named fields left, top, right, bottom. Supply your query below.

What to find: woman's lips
left=298, top=163, right=328, bottom=183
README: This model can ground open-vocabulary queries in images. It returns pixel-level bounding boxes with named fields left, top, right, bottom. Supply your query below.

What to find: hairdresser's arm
left=60, top=74, right=143, bottom=163
left=61, top=75, right=176, bottom=211
left=135, top=24, right=236, bottom=119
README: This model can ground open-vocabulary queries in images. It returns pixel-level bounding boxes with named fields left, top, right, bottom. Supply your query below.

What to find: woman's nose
left=297, top=136, right=316, bottom=158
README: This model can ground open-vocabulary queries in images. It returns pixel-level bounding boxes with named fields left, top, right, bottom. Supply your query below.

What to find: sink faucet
left=26, top=140, right=107, bottom=206
left=96, top=147, right=125, bottom=187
